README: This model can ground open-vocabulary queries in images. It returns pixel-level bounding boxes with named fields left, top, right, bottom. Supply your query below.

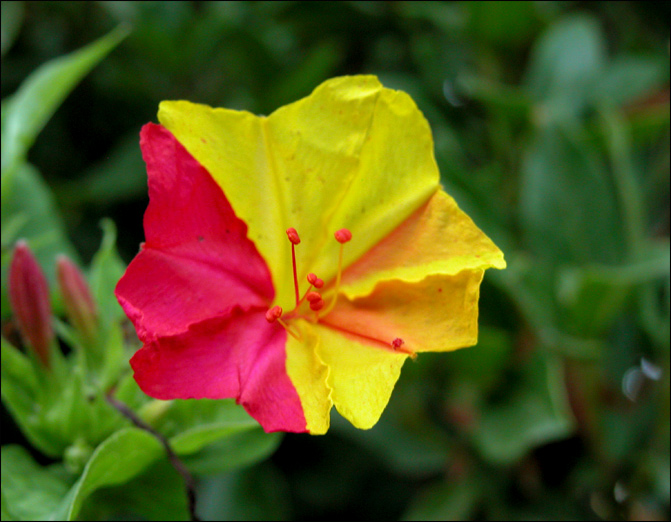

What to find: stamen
left=286, top=228, right=301, bottom=306
left=265, top=305, right=283, bottom=323
left=306, top=291, right=322, bottom=303
left=309, top=298, right=324, bottom=311
left=307, top=273, right=324, bottom=289
left=321, top=229, right=352, bottom=316
left=334, top=228, right=352, bottom=244
left=286, top=228, right=301, bottom=245
left=391, top=338, right=404, bottom=349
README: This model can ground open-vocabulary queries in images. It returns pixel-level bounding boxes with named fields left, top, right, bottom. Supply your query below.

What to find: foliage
left=1, top=2, right=669, bottom=520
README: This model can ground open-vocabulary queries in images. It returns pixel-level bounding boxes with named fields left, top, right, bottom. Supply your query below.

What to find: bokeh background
left=2, top=1, right=669, bottom=520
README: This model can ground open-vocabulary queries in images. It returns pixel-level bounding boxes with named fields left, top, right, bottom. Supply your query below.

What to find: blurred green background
left=1, top=1, right=669, bottom=520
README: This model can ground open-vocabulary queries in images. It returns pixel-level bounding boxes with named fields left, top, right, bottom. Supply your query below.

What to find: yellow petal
left=284, top=321, right=332, bottom=434
left=312, top=322, right=408, bottom=429
left=340, top=189, right=505, bottom=300
left=158, top=76, right=440, bottom=311
left=323, top=271, right=485, bottom=353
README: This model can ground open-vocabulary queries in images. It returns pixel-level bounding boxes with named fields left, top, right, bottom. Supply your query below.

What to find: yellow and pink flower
left=115, top=76, right=505, bottom=434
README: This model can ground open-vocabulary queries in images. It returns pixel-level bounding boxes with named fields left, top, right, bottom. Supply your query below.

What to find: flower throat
left=265, top=227, right=412, bottom=357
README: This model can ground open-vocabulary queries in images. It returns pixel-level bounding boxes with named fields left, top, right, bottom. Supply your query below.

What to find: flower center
left=264, top=227, right=414, bottom=357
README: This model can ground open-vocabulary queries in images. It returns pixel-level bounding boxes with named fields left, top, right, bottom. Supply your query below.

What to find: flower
left=115, top=76, right=505, bottom=434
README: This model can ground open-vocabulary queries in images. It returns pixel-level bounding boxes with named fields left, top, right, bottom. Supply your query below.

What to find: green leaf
left=1, top=337, right=66, bottom=457
left=524, top=15, right=606, bottom=121
left=151, top=399, right=261, bottom=455
left=520, top=127, right=624, bottom=265
left=403, top=475, right=481, bottom=521
left=182, top=428, right=282, bottom=476
left=89, top=219, right=126, bottom=327
left=557, top=242, right=670, bottom=336
left=78, top=458, right=189, bottom=521
left=196, top=463, right=291, bottom=521
left=1, top=445, right=70, bottom=521
left=53, top=427, right=165, bottom=521
left=471, top=352, right=575, bottom=464
left=595, top=55, right=668, bottom=108
left=1, top=163, right=79, bottom=319
left=1, top=25, right=128, bottom=180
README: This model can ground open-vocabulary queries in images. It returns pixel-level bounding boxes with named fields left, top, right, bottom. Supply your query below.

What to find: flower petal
left=130, top=310, right=307, bottom=433
left=285, top=322, right=332, bottom=434
left=340, top=189, right=505, bottom=300
left=312, top=323, right=408, bottom=430
left=158, top=76, right=440, bottom=311
left=115, top=124, right=273, bottom=341
left=323, top=271, right=485, bottom=353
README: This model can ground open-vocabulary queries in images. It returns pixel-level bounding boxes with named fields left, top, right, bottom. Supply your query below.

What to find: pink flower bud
left=56, top=255, right=98, bottom=343
left=9, top=241, right=53, bottom=368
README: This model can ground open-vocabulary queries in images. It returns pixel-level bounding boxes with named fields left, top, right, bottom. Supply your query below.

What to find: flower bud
left=56, top=255, right=98, bottom=343
left=9, top=241, right=53, bottom=368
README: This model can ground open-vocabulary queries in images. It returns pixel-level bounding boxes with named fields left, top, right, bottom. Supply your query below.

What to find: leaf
left=471, top=352, right=575, bottom=465
left=77, top=458, right=189, bottom=521
left=403, top=475, right=481, bottom=521
left=520, top=126, right=624, bottom=266
left=181, top=428, right=282, bottom=476
left=595, top=55, right=668, bottom=108
left=1, top=163, right=79, bottom=320
left=557, top=241, right=670, bottom=336
left=1, top=337, right=65, bottom=457
left=196, top=463, right=291, bottom=521
left=151, top=399, right=261, bottom=455
left=1, top=445, right=70, bottom=521
left=1, top=25, right=128, bottom=180
left=524, top=15, right=606, bottom=121
left=53, top=427, right=165, bottom=521
left=89, top=219, right=126, bottom=327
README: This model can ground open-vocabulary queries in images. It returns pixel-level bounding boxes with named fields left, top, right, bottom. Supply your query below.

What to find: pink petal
left=115, top=123, right=274, bottom=341
left=130, top=310, right=307, bottom=433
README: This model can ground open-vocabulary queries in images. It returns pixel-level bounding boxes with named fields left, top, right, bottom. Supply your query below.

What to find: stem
left=106, top=394, right=199, bottom=521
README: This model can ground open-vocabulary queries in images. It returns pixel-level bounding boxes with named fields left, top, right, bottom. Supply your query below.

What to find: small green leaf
left=182, top=428, right=282, bottom=476
left=525, top=15, right=606, bottom=99
left=153, top=399, right=261, bottom=455
left=595, top=55, right=668, bottom=108
left=89, top=219, right=126, bottom=327
left=1, top=445, right=70, bottom=521
left=471, top=352, right=575, bottom=464
left=1, top=337, right=65, bottom=457
left=1, top=25, right=128, bottom=180
left=54, top=427, right=165, bottom=521
left=520, top=127, right=624, bottom=265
